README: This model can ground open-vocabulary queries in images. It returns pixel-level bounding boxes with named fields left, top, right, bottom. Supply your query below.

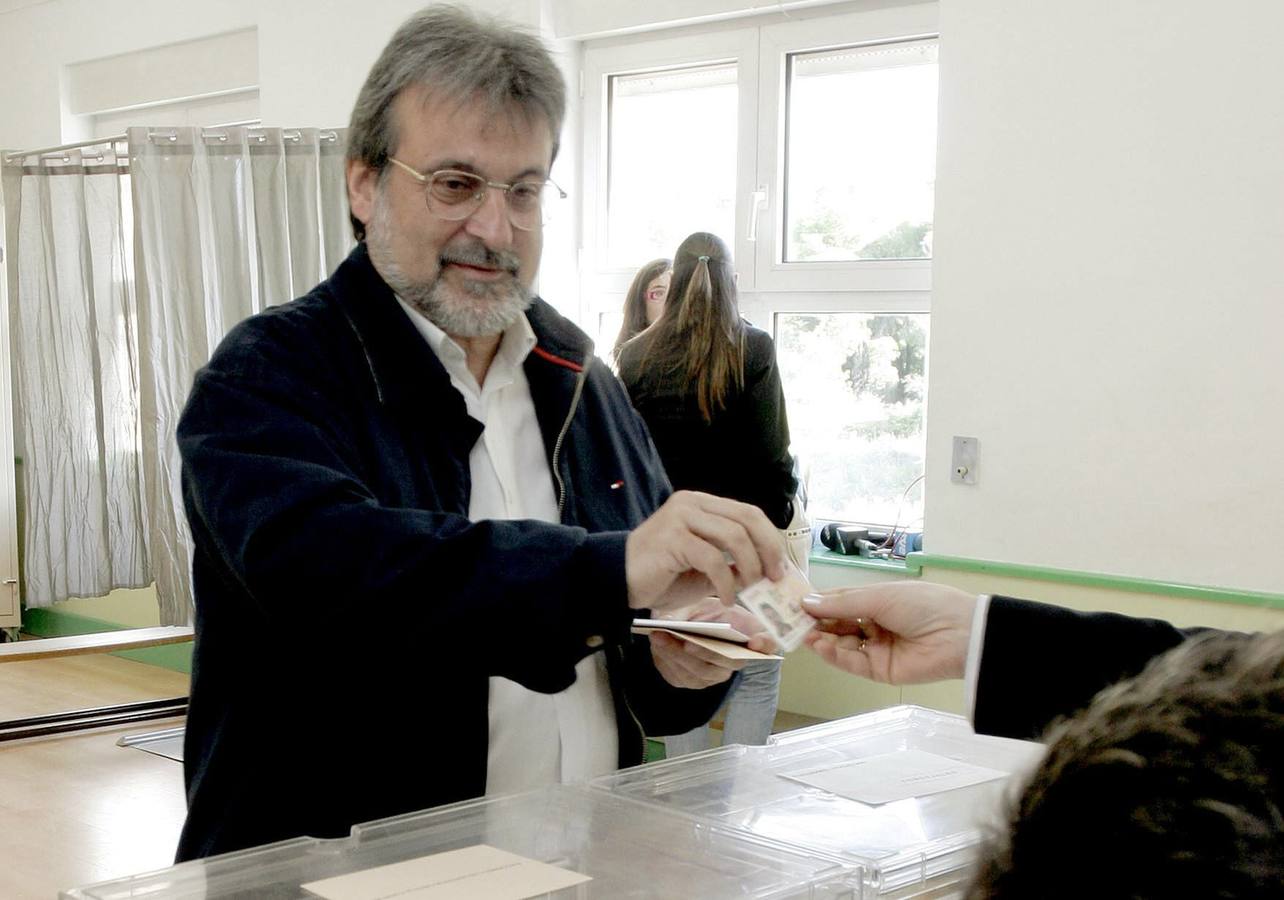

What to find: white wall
left=926, top=0, right=1284, bottom=592
left=550, top=0, right=904, bottom=39
left=0, top=0, right=542, bottom=149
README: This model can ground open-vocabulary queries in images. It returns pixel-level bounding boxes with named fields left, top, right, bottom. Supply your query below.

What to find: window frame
left=580, top=27, right=761, bottom=329
left=752, top=6, right=939, bottom=294
left=580, top=3, right=940, bottom=527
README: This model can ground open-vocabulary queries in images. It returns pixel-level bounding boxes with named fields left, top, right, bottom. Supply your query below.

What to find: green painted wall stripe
left=21, top=607, right=193, bottom=674
left=902, top=553, right=1284, bottom=609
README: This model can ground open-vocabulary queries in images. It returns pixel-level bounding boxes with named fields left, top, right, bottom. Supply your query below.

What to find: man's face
left=347, top=86, right=554, bottom=338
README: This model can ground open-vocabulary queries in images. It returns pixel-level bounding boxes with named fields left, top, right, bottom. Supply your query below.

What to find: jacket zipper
left=612, top=644, right=650, bottom=766
left=546, top=359, right=648, bottom=765
left=552, top=362, right=590, bottom=518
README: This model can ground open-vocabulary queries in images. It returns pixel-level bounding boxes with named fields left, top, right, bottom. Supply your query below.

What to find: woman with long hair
left=617, top=231, right=803, bottom=756
left=611, top=258, right=671, bottom=362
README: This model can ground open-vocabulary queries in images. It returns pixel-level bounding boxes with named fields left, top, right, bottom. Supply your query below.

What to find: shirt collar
left=394, top=296, right=538, bottom=385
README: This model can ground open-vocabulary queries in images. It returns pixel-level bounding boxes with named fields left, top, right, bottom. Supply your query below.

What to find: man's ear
left=347, top=158, right=378, bottom=230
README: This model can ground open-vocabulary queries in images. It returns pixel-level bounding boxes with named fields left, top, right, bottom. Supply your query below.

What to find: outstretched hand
left=626, top=491, right=786, bottom=612
left=802, top=581, right=978, bottom=684
left=647, top=597, right=779, bottom=689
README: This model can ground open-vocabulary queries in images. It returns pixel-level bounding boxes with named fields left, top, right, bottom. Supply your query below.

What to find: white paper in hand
left=736, top=559, right=815, bottom=652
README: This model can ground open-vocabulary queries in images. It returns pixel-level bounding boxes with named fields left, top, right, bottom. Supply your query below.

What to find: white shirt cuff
left=962, top=593, right=992, bottom=727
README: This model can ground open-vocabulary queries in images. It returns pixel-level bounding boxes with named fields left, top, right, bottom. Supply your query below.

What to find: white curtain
left=4, top=147, right=150, bottom=608
left=130, top=126, right=351, bottom=624
left=3, top=127, right=351, bottom=624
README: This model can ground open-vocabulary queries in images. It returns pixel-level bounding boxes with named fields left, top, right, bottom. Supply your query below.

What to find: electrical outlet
left=951, top=436, right=978, bottom=485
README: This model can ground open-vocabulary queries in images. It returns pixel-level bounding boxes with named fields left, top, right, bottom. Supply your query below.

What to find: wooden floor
left=0, top=654, right=189, bottom=899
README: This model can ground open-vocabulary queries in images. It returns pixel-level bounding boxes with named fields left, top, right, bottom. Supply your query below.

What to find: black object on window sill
left=818, top=523, right=921, bottom=558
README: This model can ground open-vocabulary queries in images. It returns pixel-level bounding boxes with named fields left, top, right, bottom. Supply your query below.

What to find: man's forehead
left=391, top=85, right=554, bottom=166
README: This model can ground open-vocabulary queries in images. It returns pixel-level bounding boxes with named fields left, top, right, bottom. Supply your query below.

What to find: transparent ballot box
left=63, top=784, right=852, bottom=899
left=593, top=706, right=1046, bottom=898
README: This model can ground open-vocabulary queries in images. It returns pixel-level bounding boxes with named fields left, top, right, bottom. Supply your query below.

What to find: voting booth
left=63, top=707, right=1043, bottom=899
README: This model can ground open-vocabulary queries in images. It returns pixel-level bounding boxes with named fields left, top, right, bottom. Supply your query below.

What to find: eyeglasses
left=387, top=157, right=566, bottom=232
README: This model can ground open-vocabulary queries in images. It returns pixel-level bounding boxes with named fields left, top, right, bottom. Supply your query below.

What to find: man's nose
left=464, top=185, right=514, bottom=246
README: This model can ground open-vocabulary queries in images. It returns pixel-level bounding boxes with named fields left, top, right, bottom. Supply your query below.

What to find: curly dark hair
left=967, top=629, right=1284, bottom=899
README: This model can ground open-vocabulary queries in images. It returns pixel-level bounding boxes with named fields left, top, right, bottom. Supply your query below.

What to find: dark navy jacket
left=975, top=596, right=1192, bottom=740
left=174, top=244, right=728, bottom=860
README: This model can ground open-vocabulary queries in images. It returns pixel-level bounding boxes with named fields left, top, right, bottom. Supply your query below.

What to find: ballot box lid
left=592, top=705, right=1045, bottom=897
left=62, top=784, right=852, bottom=899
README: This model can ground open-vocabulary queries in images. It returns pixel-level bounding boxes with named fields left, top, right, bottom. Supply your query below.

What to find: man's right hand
left=802, top=582, right=978, bottom=684
left=626, top=491, right=786, bottom=612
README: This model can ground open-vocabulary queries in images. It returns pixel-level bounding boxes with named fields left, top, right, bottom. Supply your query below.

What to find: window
left=606, top=65, right=738, bottom=269
left=776, top=313, right=927, bottom=527
left=584, top=5, right=938, bottom=527
left=782, top=40, right=937, bottom=264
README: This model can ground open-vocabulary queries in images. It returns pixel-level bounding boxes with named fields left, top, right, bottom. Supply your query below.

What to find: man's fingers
left=681, top=535, right=739, bottom=604
left=659, top=572, right=722, bottom=611
left=654, top=652, right=726, bottom=689
left=693, top=492, right=785, bottom=582
left=684, top=507, right=761, bottom=587
left=628, top=490, right=792, bottom=611
left=684, top=597, right=728, bottom=622
left=650, top=633, right=741, bottom=688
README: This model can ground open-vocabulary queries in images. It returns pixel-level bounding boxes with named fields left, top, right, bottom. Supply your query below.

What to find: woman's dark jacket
left=617, top=322, right=797, bottom=528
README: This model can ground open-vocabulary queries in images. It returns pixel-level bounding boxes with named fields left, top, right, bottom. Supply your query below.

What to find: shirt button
left=585, top=635, right=605, bottom=649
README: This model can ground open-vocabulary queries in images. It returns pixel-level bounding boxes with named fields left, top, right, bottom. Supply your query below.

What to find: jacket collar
left=324, top=242, right=596, bottom=408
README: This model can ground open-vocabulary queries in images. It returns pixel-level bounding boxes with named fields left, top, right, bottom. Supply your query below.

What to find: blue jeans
left=664, top=659, right=782, bottom=757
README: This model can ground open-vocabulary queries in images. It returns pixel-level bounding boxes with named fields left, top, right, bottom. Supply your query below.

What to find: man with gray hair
left=175, top=5, right=780, bottom=860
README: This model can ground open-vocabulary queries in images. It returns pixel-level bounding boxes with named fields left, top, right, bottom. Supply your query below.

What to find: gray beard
left=367, top=196, right=532, bottom=338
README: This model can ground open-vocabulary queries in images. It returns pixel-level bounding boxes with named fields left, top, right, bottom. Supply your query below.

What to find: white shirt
left=962, top=593, right=992, bottom=724
left=396, top=298, right=619, bottom=794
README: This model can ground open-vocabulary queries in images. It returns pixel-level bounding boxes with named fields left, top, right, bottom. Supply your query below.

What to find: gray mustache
left=440, top=243, right=520, bottom=274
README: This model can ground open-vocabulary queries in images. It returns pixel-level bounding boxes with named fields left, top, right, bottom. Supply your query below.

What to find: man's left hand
left=677, top=597, right=780, bottom=656
left=648, top=631, right=745, bottom=689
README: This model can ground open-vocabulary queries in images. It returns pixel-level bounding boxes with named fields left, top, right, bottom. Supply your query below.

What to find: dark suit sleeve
left=973, top=595, right=1193, bottom=740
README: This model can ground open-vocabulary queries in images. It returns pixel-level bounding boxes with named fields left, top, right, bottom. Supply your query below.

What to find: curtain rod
left=5, top=129, right=342, bottom=164
left=3, top=134, right=128, bottom=164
